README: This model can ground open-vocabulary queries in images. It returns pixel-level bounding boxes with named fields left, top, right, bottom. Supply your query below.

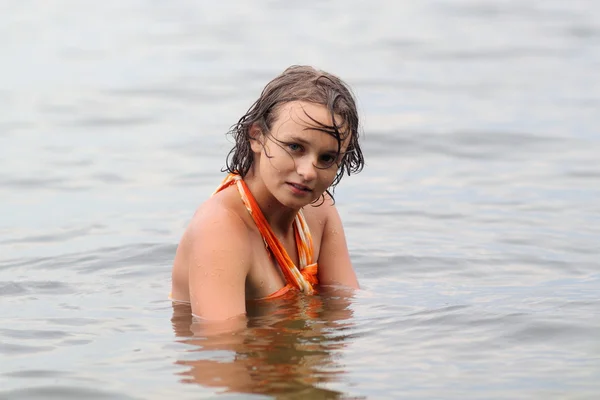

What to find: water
left=1, top=0, right=599, bottom=398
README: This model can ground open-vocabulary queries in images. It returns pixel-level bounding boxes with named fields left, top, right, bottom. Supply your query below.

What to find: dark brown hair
left=224, top=65, right=364, bottom=202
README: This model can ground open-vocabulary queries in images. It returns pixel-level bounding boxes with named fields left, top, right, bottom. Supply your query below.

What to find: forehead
left=275, top=101, right=337, bottom=125
left=272, top=101, right=350, bottom=149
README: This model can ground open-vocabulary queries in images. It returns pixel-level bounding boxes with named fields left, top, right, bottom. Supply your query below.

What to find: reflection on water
left=171, top=289, right=358, bottom=399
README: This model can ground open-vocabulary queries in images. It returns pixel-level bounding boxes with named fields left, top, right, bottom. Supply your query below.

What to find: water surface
left=1, top=1, right=599, bottom=398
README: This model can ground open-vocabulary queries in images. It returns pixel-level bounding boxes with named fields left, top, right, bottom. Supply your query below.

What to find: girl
left=171, top=65, right=364, bottom=320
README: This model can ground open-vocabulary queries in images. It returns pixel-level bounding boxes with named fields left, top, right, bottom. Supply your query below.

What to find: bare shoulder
left=301, top=194, right=337, bottom=229
left=189, top=192, right=248, bottom=235
left=173, top=192, right=250, bottom=267
left=303, top=193, right=359, bottom=288
left=186, top=190, right=253, bottom=267
left=171, top=187, right=252, bottom=313
left=302, top=193, right=340, bottom=233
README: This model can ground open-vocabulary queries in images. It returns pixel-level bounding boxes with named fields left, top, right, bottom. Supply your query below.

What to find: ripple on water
left=3, top=369, right=70, bottom=379
left=0, top=328, right=71, bottom=340
left=0, top=343, right=54, bottom=356
left=0, top=281, right=75, bottom=297
left=0, top=386, right=137, bottom=400
left=363, top=130, right=570, bottom=160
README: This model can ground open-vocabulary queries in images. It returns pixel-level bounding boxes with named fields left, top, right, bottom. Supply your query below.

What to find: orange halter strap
left=214, top=173, right=318, bottom=297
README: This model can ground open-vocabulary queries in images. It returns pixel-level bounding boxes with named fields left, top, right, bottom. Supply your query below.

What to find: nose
left=296, top=155, right=318, bottom=182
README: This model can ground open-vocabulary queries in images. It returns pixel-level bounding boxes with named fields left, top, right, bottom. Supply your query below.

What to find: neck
left=242, top=169, right=299, bottom=238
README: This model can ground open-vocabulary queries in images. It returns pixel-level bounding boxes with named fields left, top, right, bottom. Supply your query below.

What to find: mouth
left=287, top=182, right=313, bottom=192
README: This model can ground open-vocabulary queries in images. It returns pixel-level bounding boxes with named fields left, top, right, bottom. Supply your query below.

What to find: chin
left=277, top=192, right=316, bottom=210
left=279, top=197, right=309, bottom=210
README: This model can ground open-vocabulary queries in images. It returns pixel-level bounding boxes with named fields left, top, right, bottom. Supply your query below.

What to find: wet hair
left=224, top=65, right=364, bottom=203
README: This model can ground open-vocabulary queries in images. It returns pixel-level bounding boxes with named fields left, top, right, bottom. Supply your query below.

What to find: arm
left=187, top=206, right=251, bottom=320
left=316, top=200, right=359, bottom=289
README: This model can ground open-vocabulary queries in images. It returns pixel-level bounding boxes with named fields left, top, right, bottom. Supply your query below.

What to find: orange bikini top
left=213, top=173, right=318, bottom=299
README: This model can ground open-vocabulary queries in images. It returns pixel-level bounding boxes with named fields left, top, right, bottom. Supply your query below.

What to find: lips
left=287, top=182, right=312, bottom=192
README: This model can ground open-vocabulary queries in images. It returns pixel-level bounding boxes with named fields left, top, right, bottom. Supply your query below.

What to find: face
left=250, top=101, right=350, bottom=209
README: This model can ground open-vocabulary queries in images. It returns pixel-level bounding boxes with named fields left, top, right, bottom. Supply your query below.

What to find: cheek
left=316, top=170, right=337, bottom=191
left=265, top=146, right=296, bottom=172
left=324, top=167, right=339, bottom=182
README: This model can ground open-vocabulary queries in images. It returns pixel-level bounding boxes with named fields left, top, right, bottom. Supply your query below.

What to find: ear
left=249, top=123, right=265, bottom=153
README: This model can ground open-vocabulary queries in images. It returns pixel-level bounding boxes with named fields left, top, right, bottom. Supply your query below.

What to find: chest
left=244, top=213, right=324, bottom=299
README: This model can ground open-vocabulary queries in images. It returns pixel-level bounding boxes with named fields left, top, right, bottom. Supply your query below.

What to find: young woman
left=171, top=65, right=365, bottom=320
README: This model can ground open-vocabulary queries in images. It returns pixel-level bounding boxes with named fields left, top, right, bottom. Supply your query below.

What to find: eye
left=320, top=154, right=335, bottom=164
left=287, top=143, right=303, bottom=152
left=317, top=154, right=338, bottom=168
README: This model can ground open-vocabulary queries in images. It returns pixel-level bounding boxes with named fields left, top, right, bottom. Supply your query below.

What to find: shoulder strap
left=213, top=173, right=316, bottom=294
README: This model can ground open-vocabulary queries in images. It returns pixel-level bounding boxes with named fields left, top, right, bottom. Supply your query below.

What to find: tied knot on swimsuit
left=214, top=173, right=319, bottom=298
left=301, top=263, right=318, bottom=285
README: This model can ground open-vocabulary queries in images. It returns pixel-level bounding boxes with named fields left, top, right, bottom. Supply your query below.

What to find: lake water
left=1, top=1, right=599, bottom=399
